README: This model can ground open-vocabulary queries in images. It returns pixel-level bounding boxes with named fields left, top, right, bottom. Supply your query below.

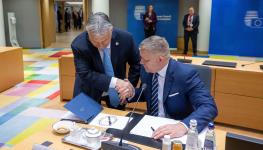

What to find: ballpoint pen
left=151, top=126, right=155, bottom=132
left=108, top=116, right=112, bottom=126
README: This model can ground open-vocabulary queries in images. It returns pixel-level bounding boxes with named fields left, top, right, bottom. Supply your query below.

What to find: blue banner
left=127, top=0, right=178, bottom=48
left=209, top=0, right=263, bottom=57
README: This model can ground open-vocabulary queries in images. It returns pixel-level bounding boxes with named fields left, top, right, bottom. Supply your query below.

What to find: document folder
left=64, top=93, right=103, bottom=123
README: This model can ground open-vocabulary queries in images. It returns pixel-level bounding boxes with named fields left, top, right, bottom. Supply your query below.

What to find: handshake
left=115, top=79, right=135, bottom=104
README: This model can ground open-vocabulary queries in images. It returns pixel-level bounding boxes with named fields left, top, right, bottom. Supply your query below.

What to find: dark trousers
left=184, top=30, right=198, bottom=55
left=144, top=29, right=156, bottom=38
left=58, top=21, right=61, bottom=33
left=65, top=22, right=70, bottom=32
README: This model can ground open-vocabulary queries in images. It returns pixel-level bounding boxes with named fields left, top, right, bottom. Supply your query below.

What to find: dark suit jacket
left=131, top=59, right=217, bottom=132
left=183, top=14, right=199, bottom=33
left=143, top=11, right=157, bottom=31
left=71, top=28, right=141, bottom=102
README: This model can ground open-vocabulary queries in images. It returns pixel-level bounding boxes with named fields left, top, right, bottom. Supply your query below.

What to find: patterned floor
left=0, top=48, right=71, bottom=149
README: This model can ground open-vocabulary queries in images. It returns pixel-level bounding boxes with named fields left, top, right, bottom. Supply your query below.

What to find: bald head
left=189, top=7, right=195, bottom=15
left=86, top=12, right=113, bottom=49
left=86, top=12, right=113, bottom=37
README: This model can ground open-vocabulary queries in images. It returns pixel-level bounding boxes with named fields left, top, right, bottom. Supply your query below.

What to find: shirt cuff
left=179, top=121, right=189, bottom=131
left=109, top=77, right=117, bottom=89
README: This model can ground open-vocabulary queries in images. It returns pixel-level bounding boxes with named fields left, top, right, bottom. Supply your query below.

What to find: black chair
left=190, top=64, right=212, bottom=92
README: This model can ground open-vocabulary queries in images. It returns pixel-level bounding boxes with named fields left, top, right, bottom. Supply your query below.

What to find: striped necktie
left=150, top=73, right=159, bottom=116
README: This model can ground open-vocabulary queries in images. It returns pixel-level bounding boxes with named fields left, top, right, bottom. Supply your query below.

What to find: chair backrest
left=189, top=64, right=212, bottom=91
left=225, top=132, right=263, bottom=150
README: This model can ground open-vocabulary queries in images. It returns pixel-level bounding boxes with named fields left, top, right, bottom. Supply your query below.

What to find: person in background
left=143, top=5, right=157, bottom=38
left=77, top=8, right=83, bottom=30
left=57, top=7, right=62, bottom=33
left=183, top=7, right=199, bottom=56
left=120, top=36, right=217, bottom=139
left=71, top=12, right=141, bottom=110
left=64, top=8, right=71, bottom=32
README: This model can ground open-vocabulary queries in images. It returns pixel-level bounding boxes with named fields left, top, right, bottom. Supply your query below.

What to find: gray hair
left=139, top=36, right=170, bottom=57
left=86, top=12, right=113, bottom=36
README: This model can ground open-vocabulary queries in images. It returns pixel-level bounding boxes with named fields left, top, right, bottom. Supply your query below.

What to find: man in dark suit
left=183, top=7, right=199, bottom=56
left=71, top=12, right=140, bottom=109
left=120, top=36, right=217, bottom=139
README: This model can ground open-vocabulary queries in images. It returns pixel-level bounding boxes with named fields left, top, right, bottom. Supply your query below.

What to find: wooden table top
left=2, top=107, right=226, bottom=150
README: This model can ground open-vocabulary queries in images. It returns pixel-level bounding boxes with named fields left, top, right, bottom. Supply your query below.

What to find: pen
left=151, top=126, right=155, bottom=132
left=108, top=116, right=112, bottom=126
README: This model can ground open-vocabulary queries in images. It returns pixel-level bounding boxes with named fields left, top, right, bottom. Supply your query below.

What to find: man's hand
left=152, top=123, right=188, bottom=139
left=116, top=79, right=134, bottom=103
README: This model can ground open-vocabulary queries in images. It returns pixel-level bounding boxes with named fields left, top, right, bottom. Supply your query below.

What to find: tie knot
left=103, top=48, right=110, bottom=54
left=153, top=73, right=159, bottom=81
left=155, top=73, right=159, bottom=77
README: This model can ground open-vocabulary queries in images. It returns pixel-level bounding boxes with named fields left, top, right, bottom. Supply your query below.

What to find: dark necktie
left=150, top=73, right=159, bottom=116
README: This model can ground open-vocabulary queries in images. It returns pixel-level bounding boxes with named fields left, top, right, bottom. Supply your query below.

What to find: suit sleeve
left=193, top=16, right=199, bottom=30
left=152, top=12, right=157, bottom=24
left=71, top=45, right=112, bottom=92
left=143, top=13, right=147, bottom=26
left=127, top=35, right=141, bottom=87
left=128, top=68, right=147, bottom=103
left=181, top=69, right=218, bottom=133
left=183, top=15, right=187, bottom=29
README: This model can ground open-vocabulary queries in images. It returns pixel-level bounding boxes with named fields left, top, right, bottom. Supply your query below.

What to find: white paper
left=129, top=115, right=208, bottom=145
left=89, top=113, right=132, bottom=130
left=61, top=111, right=83, bottom=122
left=130, top=115, right=179, bottom=137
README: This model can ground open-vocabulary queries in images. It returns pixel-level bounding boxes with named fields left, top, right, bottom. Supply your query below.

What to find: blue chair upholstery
left=189, top=64, right=212, bottom=91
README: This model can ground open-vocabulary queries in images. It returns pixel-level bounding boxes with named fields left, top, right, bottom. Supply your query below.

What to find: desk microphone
left=101, top=83, right=147, bottom=150
left=241, top=61, right=263, bottom=67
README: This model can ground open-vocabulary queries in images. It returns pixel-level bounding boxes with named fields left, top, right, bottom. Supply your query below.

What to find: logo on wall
left=134, top=5, right=145, bottom=20
left=244, top=11, right=263, bottom=28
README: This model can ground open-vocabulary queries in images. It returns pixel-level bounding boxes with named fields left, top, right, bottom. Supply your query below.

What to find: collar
left=99, top=43, right=111, bottom=51
left=106, top=43, right=111, bottom=49
left=157, top=62, right=169, bottom=78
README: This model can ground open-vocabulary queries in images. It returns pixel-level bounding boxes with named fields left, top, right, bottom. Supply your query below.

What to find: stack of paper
left=129, top=115, right=208, bottom=146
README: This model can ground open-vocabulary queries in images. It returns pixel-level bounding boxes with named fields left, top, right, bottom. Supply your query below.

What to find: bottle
left=186, top=119, right=198, bottom=150
left=162, top=135, right=172, bottom=150
left=204, top=122, right=216, bottom=150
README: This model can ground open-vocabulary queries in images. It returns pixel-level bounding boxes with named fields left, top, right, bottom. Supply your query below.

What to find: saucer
left=52, top=120, right=74, bottom=134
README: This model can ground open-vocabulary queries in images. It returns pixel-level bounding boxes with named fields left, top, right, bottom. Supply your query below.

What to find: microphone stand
left=241, top=61, right=263, bottom=67
left=101, top=84, right=147, bottom=150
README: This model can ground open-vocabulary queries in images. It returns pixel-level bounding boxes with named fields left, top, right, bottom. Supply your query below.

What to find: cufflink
left=115, top=42, right=119, bottom=46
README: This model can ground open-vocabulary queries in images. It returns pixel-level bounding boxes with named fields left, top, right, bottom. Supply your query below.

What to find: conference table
left=59, top=54, right=263, bottom=131
left=4, top=107, right=227, bottom=150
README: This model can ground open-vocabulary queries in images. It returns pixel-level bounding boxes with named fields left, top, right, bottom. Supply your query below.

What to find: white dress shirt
left=156, top=63, right=168, bottom=117
left=156, top=62, right=188, bottom=130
